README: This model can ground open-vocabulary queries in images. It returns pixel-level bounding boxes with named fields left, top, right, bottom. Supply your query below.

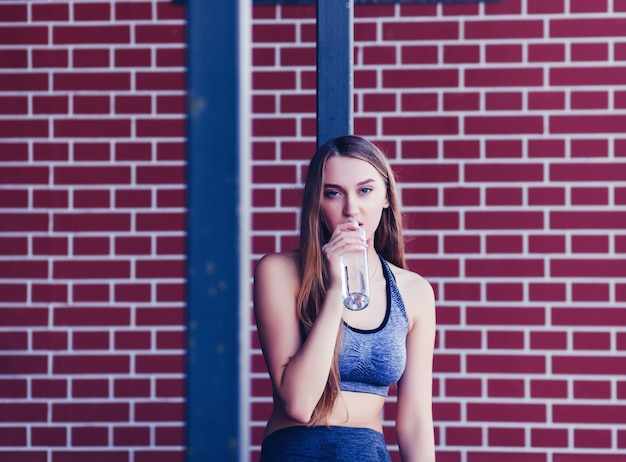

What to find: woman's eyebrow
left=323, top=179, right=375, bottom=189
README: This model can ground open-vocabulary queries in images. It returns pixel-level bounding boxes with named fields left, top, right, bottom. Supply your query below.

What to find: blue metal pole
left=317, top=0, right=354, bottom=147
left=185, top=0, right=243, bottom=460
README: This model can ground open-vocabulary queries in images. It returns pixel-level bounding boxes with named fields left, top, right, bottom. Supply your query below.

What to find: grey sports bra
left=338, top=255, right=409, bottom=397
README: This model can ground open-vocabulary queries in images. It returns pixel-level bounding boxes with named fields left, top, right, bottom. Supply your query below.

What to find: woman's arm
left=396, top=273, right=436, bottom=462
left=254, top=252, right=344, bottom=423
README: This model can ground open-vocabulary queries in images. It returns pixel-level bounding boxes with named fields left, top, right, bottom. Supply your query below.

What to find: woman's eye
left=324, top=190, right=339, bottom=197
left=360, top=187, right=373, bottom=194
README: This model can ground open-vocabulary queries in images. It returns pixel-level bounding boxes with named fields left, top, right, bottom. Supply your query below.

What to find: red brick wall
left=2, top=0, right=626, bottom=461
left=0, top=1, right=187, bottom=460
left=249, top=1, right=626, bottom=461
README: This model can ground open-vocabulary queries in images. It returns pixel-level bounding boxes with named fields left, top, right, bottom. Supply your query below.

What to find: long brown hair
left=296, top=135, right=405, bottom=424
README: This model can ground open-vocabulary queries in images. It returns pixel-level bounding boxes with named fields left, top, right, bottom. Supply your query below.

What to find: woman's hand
left=322, top=219, right=368, bottom=289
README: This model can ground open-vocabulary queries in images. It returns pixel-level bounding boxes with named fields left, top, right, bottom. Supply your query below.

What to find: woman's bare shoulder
left=387, top=261, right=435, bottom=324
left=255, top=251, right=298, bottom=278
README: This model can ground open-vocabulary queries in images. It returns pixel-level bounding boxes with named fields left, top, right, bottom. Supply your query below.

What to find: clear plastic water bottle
left=340, top=224, right=370, bottom=311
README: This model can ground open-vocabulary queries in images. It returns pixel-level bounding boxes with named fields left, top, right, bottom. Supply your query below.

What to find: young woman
left=254, top=135, right=436, bottom=461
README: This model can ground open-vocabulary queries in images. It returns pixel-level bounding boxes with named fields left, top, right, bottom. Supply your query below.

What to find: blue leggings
left=260, top=425, right=392, bottom=462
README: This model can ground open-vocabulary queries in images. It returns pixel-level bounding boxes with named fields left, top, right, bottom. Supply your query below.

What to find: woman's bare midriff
left=264, top=390, right=386, bottom=438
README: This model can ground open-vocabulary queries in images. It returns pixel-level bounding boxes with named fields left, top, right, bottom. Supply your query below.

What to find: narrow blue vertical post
left=185, top=0, right=244, bottom=460
left=317, top=0, right=354, bottom=147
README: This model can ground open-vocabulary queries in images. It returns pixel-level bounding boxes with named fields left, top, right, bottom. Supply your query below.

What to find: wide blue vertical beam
left=317, top=0, right=354, bottom=147
left=185, top=0, right=246, bottom=460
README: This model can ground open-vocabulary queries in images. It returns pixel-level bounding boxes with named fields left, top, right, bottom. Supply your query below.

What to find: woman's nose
left=342, top=195, right=359, bottom=217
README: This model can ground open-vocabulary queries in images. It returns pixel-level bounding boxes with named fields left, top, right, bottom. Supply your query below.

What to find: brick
left=553, top=307, right=626, bottom=326
left=54, top=213, right=130, bottom=232
left=135, top=402, right=184, bottom=422
left=445, top=330, right=481, bottom=349
left=486, top=188, right=522, bottom=205
left=52, top=451, right=128, bottom=462
left=528, top=44, right=566, bottom=63
left=550, top=67, right=626, bottom=86
left=401, top=93, right=438, bottom=112
left=528, top=92, right=566, bottom=111
left=574, top=380, right=611, bottom=399
left=136, top=212, right=185, bottom=231
left=32, top=331, right=67, bottom=350
left=487, top=283, right=524, bottom=302
left=32, top=284, right=68, bottom=303
left=0, top=95, right=27, bottom=114
left=486, top=45, right=523, bottom=63
left=53, top=403, right=129, bottom=423
left=33, top=142, right=69, bottom=161
left=115, top=331, right=151, bottom=351
left=383, top=21, right=458, bottom=40
left=72, top=378, right=108, bottom=398
left=572, top=235, right=609, bottom=253
left=466, top=116, right=543, bottom=135
left=0, top=308, right=48, bottom=327
left=443, top=45, right=480, bottom=64
left=550, top=211, right=626, bottom=230
left=0, top=237, right=27, bottom=255
left=115, top=284, right=151, bottom=303
left=571, top=139, right=609, bottom=157
left=54, top=307, right=130, bottom=327
left=582, top=286, right=614, bottom=310
left=573, top=331, right=611, bottom=350
left=552, top=258, right=626, bottom=277
left=72, top=284, right=109, bottom=302
left=571, top=187, right=609, bottom=205
left=32, top=237, right=68, bottom=255
left=115, top=48, right=151, bottom=69
left=32, top=49, right=69, bottom=68
left=1, top=166, right=49, bottom=185
left=441, top=187, right=478, bottom=206
left=134, top=451, right=184, bottom=462
left=53, top=355, right=129, bottom=374
left=253, top=71, right=296, bottom=91
left=113, top=426, right=150, bottom=446
left=466, top=211, right=543, bottom=230
left=553, top=356, right=626, bottom=376
left=531, top=379, right=568, bottom=399
left=467, top=307, right=545, bottom=326
left=553, top=404, right=626, bottom=424
left=551, top=163, right=625, bottom=181
left=73, top=331, right=109, bottom=350
left=53, top=260, right=130, bottom=279
left=531, top=428, right=568, bottom=448
left=572, top=43, right=609, bottom=62
left=550, top=18, right=625, bottom=38
left=467, top=257, right=543, bottom=278
left=529, top=282, right=566, bottom=302
left=136, top=307, right=184, bottom=327
left=73, top=49, right=110, bottom=68
left=575, top=428, right=612, bottom=449
left=489, top=427, right=525, bottom=446
left=31, top=426, right=67, bottom=447
left=531, top=331, right=567, bottom=350
left=486, top=235, right=523, bottom=253
left=383, top=116, right=458, bottom=136
left=32, top=379, right=67, bottom=398
left=55, top=119, right=131, bottom=138
left=466, top=68, right=543, bottom=88
left=33, top=189, right=68, bottom=210
left=401, top=45, right=438, bottom=65
left=486, top=92, right=523, bottom=110
left=0, top=379, right=26, bottom=398
left=443, top=93, right=480, bottom=113
left=383, top=69, right=458, bottom=88
left=0, top=403, right=47, bottom=422
left=156, top=283, right=184, bottom=302
left=0, top=189, right=27, bottom=208
left=446, top=426, right=482, bottom=446
left=156, top=378, right=185, bottom=398
left=467, top=402, right=546, bottom=422
left=53, top=25, right=129, bottom=44
left=0, top=25, right=48, bottom=45
left=137, top=118, right=185, bottom=138
left=0, top=260, right=47, bottom=279
left=0, top=119, right=49, bottom=138
left=72, top=426, right=108, bottom=447
left=433, top=354, right=461, bottom=373
left=468, top=354, right=545, bottom=374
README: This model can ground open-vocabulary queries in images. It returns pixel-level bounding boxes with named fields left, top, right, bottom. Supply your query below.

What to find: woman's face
left=321, top=155, right=389, bottom=242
